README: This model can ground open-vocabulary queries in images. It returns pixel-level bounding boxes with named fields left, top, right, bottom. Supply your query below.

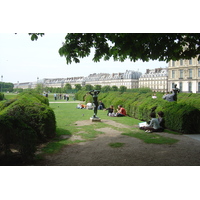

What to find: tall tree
left=58, top=33, right=200, bottom=64
left=112, top=85, right=118, bottom=91
left=34, top=83, right=43, bottom=94
left=0, top=82, right=14, bottom=92
left=94, top=85, right=101, bottom=90
left=101, top=85, right=112, bottom=92
left=28, top=33, right=45, bottom=41
left=64, top=83, right=72, bottom=90
left=75, top=84, right=82, bottom=91
left=119, top=86, right=127, bottom=93
left=84, top=84, right=93, bottom=91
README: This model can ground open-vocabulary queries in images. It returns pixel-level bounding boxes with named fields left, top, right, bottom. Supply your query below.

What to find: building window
left=180, top=69, right=183, bottom=78
left=179, top=82, right=182, bottom=92
left=172, top=70, right=175, bottom=78
left=188, top=82, right=192, bottom=92
left=172, top=83, right=175, bottom=89
left=198, top=82, right=200, bottom=92
left=189, top=59, right=192, bottom=65
left=198, top=59, right=200, bottom=64
left=198, top=68, right=200, bottom=77
left=172, top=61, right=175, bottom=66
left=180, top=59, right=183, bottom=66
left=189, top=69, right=192, bottom=78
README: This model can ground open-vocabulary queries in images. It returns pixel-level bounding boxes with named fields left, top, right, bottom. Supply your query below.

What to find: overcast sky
left=0, top=1, right=196, bottom=84
left=0, top=33, right=168, bottom=83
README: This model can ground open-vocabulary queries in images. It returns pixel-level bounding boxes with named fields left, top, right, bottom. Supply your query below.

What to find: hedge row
left=76, top=90, right=200, bottom=134
left=0, top=93, right=4, bottom=101
left=0, top=92, right=56, bottom=161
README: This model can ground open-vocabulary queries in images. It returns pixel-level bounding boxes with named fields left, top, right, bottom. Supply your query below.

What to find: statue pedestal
left=90, top=117, right=101, bottom=122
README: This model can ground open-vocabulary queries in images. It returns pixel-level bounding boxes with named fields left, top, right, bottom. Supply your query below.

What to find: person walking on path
left=54, top=93, right=57, bottom=100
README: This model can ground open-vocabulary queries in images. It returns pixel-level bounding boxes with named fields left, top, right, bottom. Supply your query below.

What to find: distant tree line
left=0, top=82, right=14, bottom=92
left=12, top=82, right=152, bottom=94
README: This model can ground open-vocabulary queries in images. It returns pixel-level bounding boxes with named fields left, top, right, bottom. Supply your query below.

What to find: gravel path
left=37, top=120, right=200, bottom=166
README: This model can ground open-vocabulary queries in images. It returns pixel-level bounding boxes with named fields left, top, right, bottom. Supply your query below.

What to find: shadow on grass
left=56, top=128, right=72, bottom=137
left=122, top=130, right=179, bottom=145
left=40, top=128, right=73, bottom=154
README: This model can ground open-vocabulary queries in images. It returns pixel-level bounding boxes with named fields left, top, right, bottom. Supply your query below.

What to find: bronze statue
left=163, top=84, right=180, bottom=102
left=89, top=90, right=100, bottom=118
left=172, top=84, right=180, bottom=101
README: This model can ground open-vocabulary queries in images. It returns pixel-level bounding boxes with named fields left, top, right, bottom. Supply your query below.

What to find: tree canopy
left=30, top=33, right=200, bottom=63
left=28, top=33, right=45, bottom=41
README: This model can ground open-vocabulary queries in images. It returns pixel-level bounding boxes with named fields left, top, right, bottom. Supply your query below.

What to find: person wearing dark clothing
left=157, top=111, right=165, bottom=131
left=105, top=105, right=114, bottom=116
left=98, top=101, right=105, bottom=110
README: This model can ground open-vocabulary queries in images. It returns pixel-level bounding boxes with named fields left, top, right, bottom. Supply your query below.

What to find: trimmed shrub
left=0, top=92, right=56, bottom=161
left=0, top=93, right=4, bottom=101
left=17, top=128, right=37, bottom=161
left=0, top=98, right=17, bottom=111
left=75, top=90, right=89, bottom=101
left=162, top=102, right=200, bottom=134
left=77, top=90, right=200, bottom=134
left=17, top=91, right=49, bottom=106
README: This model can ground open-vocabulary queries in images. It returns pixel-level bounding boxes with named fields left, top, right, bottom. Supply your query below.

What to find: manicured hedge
left=0, top=93, right=4, bottom=101
left=0, top=92, right=56, bottom=161
left=161, top=102, right=200, bottom=134
left=76, top=90, right=200, bottom=134
left=17, top=91, right=50, bottom=106
left=177, top=93, right=200, bottom=110
left=75, top=90, right=89, bottom=101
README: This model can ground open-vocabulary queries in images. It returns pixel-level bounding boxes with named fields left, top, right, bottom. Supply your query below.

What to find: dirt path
left=37, top=119, right=200, bottom=166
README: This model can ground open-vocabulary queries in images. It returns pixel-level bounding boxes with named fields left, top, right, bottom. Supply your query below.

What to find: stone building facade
left=83, top=70, right=142, bottom=89
left=168, top=57, right=200, bottom=93
left=14, top=70, right=142, bottom=90
left=14, top=81, right=37, bottom=89
left=15, top=62, right=200, bottom=94
left=139, top=68, right=168, bottom=92
left=41, top=77, right=84, bottom=88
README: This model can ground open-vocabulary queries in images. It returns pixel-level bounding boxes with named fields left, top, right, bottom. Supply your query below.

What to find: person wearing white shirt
left=152, top=93, right=157, bottom=99
left=86, top=102, right=93, bottom=110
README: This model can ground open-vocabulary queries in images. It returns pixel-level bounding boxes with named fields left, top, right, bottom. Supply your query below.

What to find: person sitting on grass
left=116, top=105, right=126, bottom=117
left=152, top=93, right=157, bottom=99
left=104, top=105, right=115, bottom=116
left=86, top=101, right=93, bottom=110
left=81, top=104, right=86, bottom=109
left=77, top=104, right=82, bottom=109
left=142, top=112, right=162, bottom=133
left=157, top=111, right=165, bottom=131
left=98, top=101, right=105, bottom=110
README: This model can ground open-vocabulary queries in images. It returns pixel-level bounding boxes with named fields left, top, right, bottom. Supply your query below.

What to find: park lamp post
left=1, top=75, right=3, bottom=93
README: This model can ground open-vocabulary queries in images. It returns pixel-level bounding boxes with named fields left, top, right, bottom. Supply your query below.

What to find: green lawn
left=3, top=93, right=76, bottom=102
left=1, top=93, right=181, bottom=159
left=39, top=102, right=179, bottom=156
left=3, top=93, right=18, bottom=100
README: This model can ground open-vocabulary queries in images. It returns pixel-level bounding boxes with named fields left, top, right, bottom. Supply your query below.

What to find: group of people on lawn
left=104, top=105, right=127, bottom=117
left=76, top=101, right=106, bottom=110
left=103, top=103, right=165, bottom=132
left=77, top=101, right=127, bottom=117
left=77, top=99, right=165, bottom=133
left=139, top=111, right=165, bottom=133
